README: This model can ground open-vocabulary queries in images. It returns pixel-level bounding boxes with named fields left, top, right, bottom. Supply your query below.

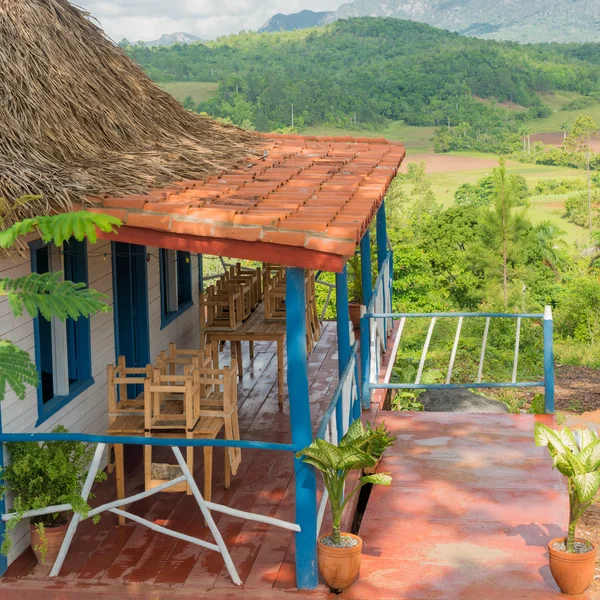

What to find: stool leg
left=235, top=341, right=243, bottom=378
left=277, top=339, right=284, bottom=408
left=144, top=445, right=152, bottom=492
left=224, top=446, right=231, bottom=490
left=249, top=340, right=254, bottom=360
left=115, top=444, right=125, bottom=527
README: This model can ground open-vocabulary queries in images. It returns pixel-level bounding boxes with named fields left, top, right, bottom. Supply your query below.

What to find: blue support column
left=197, top=254, right=204, bottom=292
left=0, top=406, right=7, bottom=577
left=543, top=305, right=555, bottom=414
left=360, top=230, right=372, bottom=309
left=335, top=266, right=351, bottom=441
left=360, top=314, right=371, bottom=409
left=376, top=200, right=388, bottom=272
left=286, top=267, right=318, bottom=589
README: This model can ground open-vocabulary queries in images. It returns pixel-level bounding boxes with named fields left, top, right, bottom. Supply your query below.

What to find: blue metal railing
left=360, top=306, right=555, bottom=414
left=316, top=342, right=360, bottom=443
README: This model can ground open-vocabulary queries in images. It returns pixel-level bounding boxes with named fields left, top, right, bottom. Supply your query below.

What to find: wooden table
left=204, top=303, right=286, bottom=407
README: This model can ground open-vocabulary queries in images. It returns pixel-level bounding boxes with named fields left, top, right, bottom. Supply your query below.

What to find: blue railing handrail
left=366, top=312, right=545, bottom=319
left=316, top=342, right=358, bottom=441
left=373, top=382, right=544, bottom=390
left=367, top=252, right=392, bottom=314
left=0, top=432, right=295, bottom=452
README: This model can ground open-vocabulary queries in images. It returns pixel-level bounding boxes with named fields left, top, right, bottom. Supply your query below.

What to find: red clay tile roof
left=89, top=135, right=406, bottom=272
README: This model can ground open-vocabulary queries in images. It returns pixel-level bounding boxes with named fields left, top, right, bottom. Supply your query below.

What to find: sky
left=76, top=0, right=342, bottom=42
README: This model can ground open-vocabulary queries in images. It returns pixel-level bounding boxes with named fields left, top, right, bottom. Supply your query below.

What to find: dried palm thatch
left=0, top=0, right=259, bottom=234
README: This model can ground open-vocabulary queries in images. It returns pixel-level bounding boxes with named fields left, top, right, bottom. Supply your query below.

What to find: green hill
left=125, top=18, right=600, bottom=139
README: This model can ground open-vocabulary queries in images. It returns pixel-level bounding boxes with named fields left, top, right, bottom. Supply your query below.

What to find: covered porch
left=0, top=322, right=382, bottom=598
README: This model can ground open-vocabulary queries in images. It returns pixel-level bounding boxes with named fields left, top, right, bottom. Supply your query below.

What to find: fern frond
left=0, top=211, right=121, bottom=249
left=0, top=273, right=110, bottom=320
left=0, top=341, right=38, bottom=401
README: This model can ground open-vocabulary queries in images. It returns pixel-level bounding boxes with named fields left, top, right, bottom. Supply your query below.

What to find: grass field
left=531, top=92, right=600, bottom=133
left=159, top=82, right=218, bottom=103
left=304, top=121, right=435, bottom=153
left=400, top=154, right=589, bottom=245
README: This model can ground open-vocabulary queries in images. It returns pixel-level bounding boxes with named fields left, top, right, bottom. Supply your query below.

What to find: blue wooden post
left=543, top=305, right=555, bottom=414
left=360, top=314, right=371, bottom=409
left=286, top=267, right=318, bottom=589
left=360, top=230, right=372, bottom=309
left=336, top=267, right=351, bottom=442
left=198, top=253, right=204, bottom=292
left=0, top=408, right=7, bottom=577
left=376, top=200, right=388, bottom=272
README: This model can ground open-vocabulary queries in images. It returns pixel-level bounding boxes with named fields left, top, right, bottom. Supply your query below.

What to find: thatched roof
left=0, top=0, right=259, bottom=232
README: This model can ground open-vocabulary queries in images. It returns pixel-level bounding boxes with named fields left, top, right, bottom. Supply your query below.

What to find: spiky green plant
left=535, top=422, right=600, bottom=552
left=296, top=419, right=393, bottom=546
left=0, top=202, right=120, bottom=401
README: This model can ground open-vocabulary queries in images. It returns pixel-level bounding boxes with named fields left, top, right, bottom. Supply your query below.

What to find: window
left=160, top=249, right=193, bottom=328
left=31, top=238, right=93, bottom=425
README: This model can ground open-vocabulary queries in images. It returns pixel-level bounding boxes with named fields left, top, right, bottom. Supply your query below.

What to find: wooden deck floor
left=0, top=322, right=344, bottom=600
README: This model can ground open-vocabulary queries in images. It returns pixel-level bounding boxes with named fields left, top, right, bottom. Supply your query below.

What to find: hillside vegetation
left=124, top=18, right=600, bottom=138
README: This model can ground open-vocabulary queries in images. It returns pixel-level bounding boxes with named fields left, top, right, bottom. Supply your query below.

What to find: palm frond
left=0, top=211, right=121, bottom=249
left=0, top=272, right=109, bottom=320
left=0, top=341, right=38, bottom=401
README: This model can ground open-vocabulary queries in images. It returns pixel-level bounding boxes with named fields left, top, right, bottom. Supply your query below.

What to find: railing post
left=376, top=200, right=388, bottom=273
left=360, top=229, right=373, bottom=309
left=336, top=266, right=351, bottom=442
left=543, top=305, right=555, bottom=414
left=285, top=267, right=318, bottom=590
left=198, top=253, right=204, bottom=292
left=360, top=313, right=371, bottom=409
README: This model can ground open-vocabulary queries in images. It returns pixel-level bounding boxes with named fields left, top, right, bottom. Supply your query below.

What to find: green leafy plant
left=0, top=204, right=120, bottom=401
left=393, top=392, right=425, bottom=412
left=362, top=422, right=396, bottom=460
left=535, top=423, right=600, bottom=552
left=0, top=426, right=106, bottom=560
left=296, top=419, right=393, bottom=546
left=347, top=253, right=362, bottom=304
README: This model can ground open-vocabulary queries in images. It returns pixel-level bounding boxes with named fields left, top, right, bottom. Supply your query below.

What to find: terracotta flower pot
left=29, top=522, right=68, bottom=566
left=548, top=536, right=597, bottom=595
left=348, top=303, right=362, bottom=329
left=318, top=532, right=362, bottom=591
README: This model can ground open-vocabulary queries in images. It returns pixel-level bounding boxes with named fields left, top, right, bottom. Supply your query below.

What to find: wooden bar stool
left=197, top=364, right=242, bottom=480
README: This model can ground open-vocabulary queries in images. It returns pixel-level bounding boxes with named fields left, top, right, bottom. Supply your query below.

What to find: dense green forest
left=123, top=18, right=600, bottom=148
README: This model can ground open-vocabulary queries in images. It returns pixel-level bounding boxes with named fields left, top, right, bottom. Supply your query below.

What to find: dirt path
left=555, top=365, right=600, bottom=412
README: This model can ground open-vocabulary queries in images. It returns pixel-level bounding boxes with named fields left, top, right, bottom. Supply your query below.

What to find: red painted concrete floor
left=343, top=412, right=588, bottom=600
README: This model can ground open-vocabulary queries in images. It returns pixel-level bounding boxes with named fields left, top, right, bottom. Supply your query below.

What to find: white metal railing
left=0, top=438, right=300, bottom=585
left=315, top=344, right=360, bottom=536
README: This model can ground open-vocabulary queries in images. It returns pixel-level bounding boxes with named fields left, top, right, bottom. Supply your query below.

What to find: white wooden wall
left=0, top=241, right=201, bottom=564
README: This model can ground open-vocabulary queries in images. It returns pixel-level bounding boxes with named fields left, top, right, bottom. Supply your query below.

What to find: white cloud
left=75, top=0, right=341, bottom=42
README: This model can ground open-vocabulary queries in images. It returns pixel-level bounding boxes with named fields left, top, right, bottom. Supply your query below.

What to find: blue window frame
left=31, top=238, right=93, bottom=426
left=160, top=249, right=193, bottom=329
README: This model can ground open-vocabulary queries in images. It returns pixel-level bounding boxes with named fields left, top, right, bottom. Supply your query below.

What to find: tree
left=0, top=207, right=121, bottom=401
left=560, top=121, right=570, bottom=142
left=182, top=96, right=195, bottom=110
left=478, top=159, right=529, bottom=308
left=404, top=162, right=438, bottom=235
left=518, top=125, right=532, bottom=154
left=566, top=115, right=599, bottom=236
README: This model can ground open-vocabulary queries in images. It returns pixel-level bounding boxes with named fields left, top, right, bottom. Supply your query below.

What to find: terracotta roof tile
left=89, top=134, right=405, bottom=269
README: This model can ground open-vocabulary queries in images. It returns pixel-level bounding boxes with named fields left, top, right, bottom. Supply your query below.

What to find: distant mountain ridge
left=258, top=10, right=333, bottom=33
left=140, top=32, right=202, bottom=47
left=258, top=0, right=600, bottom=43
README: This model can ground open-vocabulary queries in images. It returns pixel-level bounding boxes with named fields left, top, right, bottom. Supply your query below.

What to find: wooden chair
left=197, top=364, right=242, bottom=478
left=216, top=273, right=252, bottom=321
left=203, top=284, right=243, bottom=331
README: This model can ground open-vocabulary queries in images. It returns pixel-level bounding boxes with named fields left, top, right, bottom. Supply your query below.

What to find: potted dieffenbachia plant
left=296, top=419, right=394, bottom=591
left=535, top=423, right=599, bottom=595
left=0, top=426, right=106, bottom=565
